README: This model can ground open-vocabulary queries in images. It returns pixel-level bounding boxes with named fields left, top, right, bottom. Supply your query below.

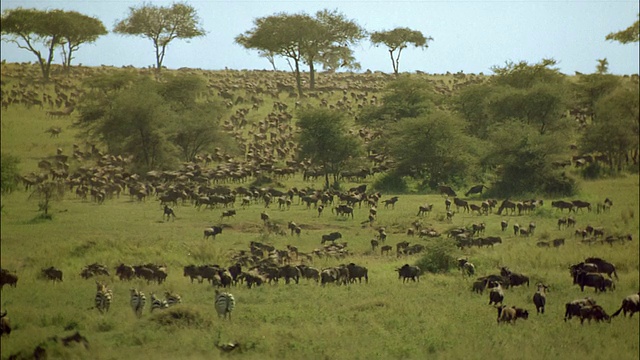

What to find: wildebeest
left=501, top=267, right=529, bottom=287
left=320, top=268, right=339, bottom=286
left=321, top=232, right=342, bottom=244
left=497, top=200, right=516, bottom=215
left=438, top=185, right=457, bottom=197
left=497, top=305, right=529, bottom=324
left=115, top=264, right=135, bottom=281
left=204, top=226, right=223, bottom=240
left=611, top=292, right=640, bottom=318
left=396, top=264, right=420, bottom=283
left=221, top=209, right=237, bottom=219
left=0, top=310, right=10, bottom=336
left=500, top=220, right=508, bottom=232
left=417, top=204, right=433, bottom=216
left=380, top=245, right=392, bottom=255
left=551, top=200, right=574, bottom=212
left=472, top=279, right=487, bottom=294
left=571, top=200, right=591, bottom=212
left=552, top=238, right=565, bottom=247
left=564, top=297, right=597, bottom=321
left=383, top=196, right=399, bottom=209
left=370, top=239, right=379, bottom=251
left=575, top=271, right=607, bottom=292
left=346, top=263, right=369, bottom=283
left=465, top=184, right=488, bottom=197
left=579, top=305, right=610, bottom=324
left=453, top=198, right=470, bottom=212
left=163, top=205, right=176, bottom=221
left=0, top=268, right=18, bottom=290
left=584, top=257, right=618, bottom=279
left=488, top=282, right=505, bottom=305
left=41, top=267, right=63, bottom=282
left=533, top=284, right=549, bottom=314
left=279, top=265, right=301, bottom=284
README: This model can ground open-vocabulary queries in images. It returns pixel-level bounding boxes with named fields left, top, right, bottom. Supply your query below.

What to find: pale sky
left=1, top=0, right=638, bottom=75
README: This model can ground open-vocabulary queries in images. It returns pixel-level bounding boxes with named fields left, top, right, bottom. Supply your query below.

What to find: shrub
left=0, top=153, right=20, bottom=194
left=372, top=171, right=408, bottom=193
left=414, top=238, right=457, bottom=274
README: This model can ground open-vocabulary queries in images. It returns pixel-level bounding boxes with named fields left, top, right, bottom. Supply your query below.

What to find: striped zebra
left=130, top=288, right=146, bottom=317
left=164, top=291, right=182, bottom=307
left=150, top=293, right=169, bottom=312
left=95, top=281, right=113, bottom=314
left=214, top=289, right=235, bottom=320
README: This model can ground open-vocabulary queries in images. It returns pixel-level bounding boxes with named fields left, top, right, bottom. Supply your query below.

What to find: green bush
left=414, top=238, right=457, bottom=274
left=372, top=171, right=408, bottom=193
left=0, top=153, right=20, bottom=194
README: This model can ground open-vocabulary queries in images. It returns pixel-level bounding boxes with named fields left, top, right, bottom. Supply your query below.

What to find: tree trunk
left=309, top=62, right=315, bottom=90
left=389, top=49, right=398, bottom=75
left=294, top=59, right=303, bottom=97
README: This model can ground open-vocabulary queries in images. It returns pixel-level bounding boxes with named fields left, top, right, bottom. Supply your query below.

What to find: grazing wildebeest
left=0, top=310, right=10, bottom=336
left=41, top=267, right=63, bottom=282
left=552, top=238, right=566, bottom=247
left=497, top=200, right=516, bottom=215
left=417, top=204, right=433, bottom=216
left=380, top=245, right=392, bottom=255
left=558, top=217, right=568, bottom=230
left=551, top=200, right=574, bottom=212
left=396, top=264, right=421, bottom=283
left=163, top=205, right=176, bottom=221
left=501, top=267, right=529, bottom=287
left=571, top=200, right=591, bottom=212
left=533, top=284, right=549, bottom=314
left=0, top=268, right=18, bottom=290
left=611, top=293, right=640, bottom=318
left=346, top=263, right=369, bottom=283
left=115, top=264, right=135, bottom=281
left=370, top=239, right=379, bottom=251
left=453, top=198, right=470, bottom=213
left=465, top=184, right=488, bottom=197
left=438, top=185, right=457, bottom=197
left=579, top=305, right=610, bottom=324
left=564, top=297, right=597, bottom=321
left=497, top=305, right=529, bottom=324
left=321, top=232, right=342, bottom=244
left=575, top=271, right=607, bottom=292
left=204, top=226, right=223, bottom=240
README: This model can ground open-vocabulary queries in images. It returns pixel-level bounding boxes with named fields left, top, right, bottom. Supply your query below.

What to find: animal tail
left=610, top=306, right=624, bottom=318
left=613, top=270, right=618, bottom=280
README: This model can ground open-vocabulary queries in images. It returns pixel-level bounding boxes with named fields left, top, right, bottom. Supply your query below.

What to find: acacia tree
left=370, top=27, right=433, bottom=74
left=59, top=11, right=107, bottom=74
left=236, top=13, right=308, bottom=96
left=236, top=10, right=365, bottom=95
left=114, top=2, right=205, bottom=72
left=606, top=14, right=639, bottom=44
left=297, top=108, right=362, bottom=189
left=1, top=8, right=64, bottom=80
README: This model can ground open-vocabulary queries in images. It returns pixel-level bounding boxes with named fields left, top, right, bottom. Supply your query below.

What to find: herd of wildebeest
left=1, top=64, right=639, bottom=359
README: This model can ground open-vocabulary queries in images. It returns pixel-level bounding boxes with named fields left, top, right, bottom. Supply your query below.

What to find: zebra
left=164, top=291, right=182, bottom=307
left=150, top=293, right=169, bottom=312
left=214, top=289, right=235, bottom=320
left=130, top=288, right=146, bottom=317
left=95, top=281, right=113, bottom=314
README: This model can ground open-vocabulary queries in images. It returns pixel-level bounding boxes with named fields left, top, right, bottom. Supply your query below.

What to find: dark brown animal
left=204, top=226, right=223, bottom=240
left=564, top=297, right=597, bottom=321
left=438, top=185, right=456, bottom=197
left=533, top=284, right=549, bottom=314
left=611, top=293, right=640, bottom=318
left=0, top=310, right=10, bottom=336
left=579, top=305, right=610, bottom=324
left=489, top=282, right=504, bottom=305
left=584, top=257, right=618, bottom=279
left=0, top=268, right=18, bottom=289
left=41, top=267, right=63, bottom=282
left=396, top=264, right=420, bottom=283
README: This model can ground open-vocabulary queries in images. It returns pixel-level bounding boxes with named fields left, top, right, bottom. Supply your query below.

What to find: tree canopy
left=606, top=15, right=640, bottom=44
left=236, top=9, right=365, bottom=95
left=113, top=2, right=205, bottom=72
left=296, top=108, right=362, bottom=189
left=1, top=8, right=106, bottom=79
left=370, top=27, right=432, bottom=74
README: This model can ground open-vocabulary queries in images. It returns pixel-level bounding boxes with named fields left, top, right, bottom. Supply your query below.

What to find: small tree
left=0, top=154, right=20, bottom=194
left=29, top=180, right=65, bottom=219
left=1, top=8, right=64, bottom=80
left=606, top=15, right=639, bottom=44
left=297, top=108, right=362, bottom=189
left=114, top=2, right=205, bottom=72
left=596, top=58, right=609, bottom=74
left=59, top=11, right=107, bottom=74
left=370, top=27, right=433, bottom=75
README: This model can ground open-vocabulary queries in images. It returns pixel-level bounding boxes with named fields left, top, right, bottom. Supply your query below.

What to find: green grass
left=1, top=64, right=639, bottom=360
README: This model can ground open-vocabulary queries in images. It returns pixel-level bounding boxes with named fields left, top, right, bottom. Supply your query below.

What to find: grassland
left=1, top=65, right=639, bottom=360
